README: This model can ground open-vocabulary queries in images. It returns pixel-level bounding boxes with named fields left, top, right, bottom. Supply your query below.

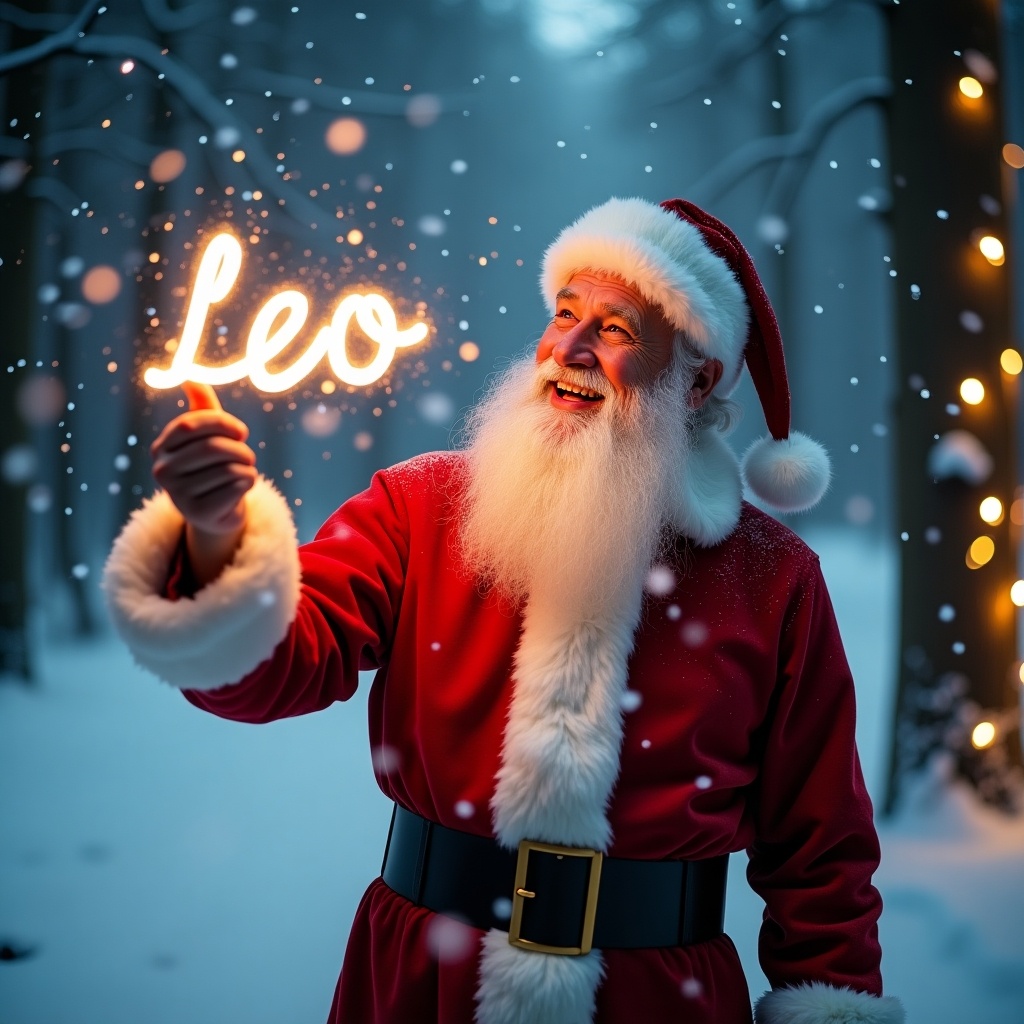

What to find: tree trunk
left=884, top=0, right=1020, bottom=812
left=0, top=22, right=43, bottom=681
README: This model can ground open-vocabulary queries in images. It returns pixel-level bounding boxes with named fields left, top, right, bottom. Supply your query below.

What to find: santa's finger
left=182, top=380, right=222, bottom=412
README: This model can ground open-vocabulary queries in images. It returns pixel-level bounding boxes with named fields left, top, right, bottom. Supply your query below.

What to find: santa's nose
left=552, top=321, right=599, bottom=368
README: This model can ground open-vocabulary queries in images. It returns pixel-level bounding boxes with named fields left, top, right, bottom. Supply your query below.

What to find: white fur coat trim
left=101, top=476, right=301, bottom=691
left=477, top=569, right=646, bottom=1023
left=754, top=983, right=905, bottom=1024
left=475, top=930, right=605, bottom=1024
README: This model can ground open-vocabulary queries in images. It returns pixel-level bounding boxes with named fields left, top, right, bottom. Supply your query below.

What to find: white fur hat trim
left=540, top=196, right=750, bottom=394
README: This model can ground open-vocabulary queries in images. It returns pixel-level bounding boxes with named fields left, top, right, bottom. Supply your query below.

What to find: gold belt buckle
left=508, top=839, right=604, bottom=955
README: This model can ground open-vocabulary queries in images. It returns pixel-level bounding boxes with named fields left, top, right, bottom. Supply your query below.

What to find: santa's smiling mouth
left=552, top=381, right=605, bottom=402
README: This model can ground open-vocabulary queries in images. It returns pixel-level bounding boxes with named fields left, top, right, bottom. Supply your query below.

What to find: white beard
left=460, top=354, right=696, bottom=1024
left=458, top=354, right=692, bottom=621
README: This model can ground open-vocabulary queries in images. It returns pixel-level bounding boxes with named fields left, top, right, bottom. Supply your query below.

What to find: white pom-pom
left=741, top=430, right=831, bottom=513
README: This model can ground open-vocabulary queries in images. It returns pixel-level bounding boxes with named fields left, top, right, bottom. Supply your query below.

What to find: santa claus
left=103, top=198, right=903, bottom=1024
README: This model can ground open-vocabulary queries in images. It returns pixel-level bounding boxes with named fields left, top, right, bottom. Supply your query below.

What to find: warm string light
left=959, top=76, right=984, bottom=99
left=965, top=535, right=995, bottom=569
left=1010, top=581, right=1024, bottom=607
left=979, top=235, right=1005, bottom=266
left=971, top=721, right=996, bottom=749
left=1000, top=349, right=1023, bottom=375
left=960, top=377, right=985, bottom=405
left=143, top=232, right=429, bottom=393
left=979, top=496, right=1003, bottom=525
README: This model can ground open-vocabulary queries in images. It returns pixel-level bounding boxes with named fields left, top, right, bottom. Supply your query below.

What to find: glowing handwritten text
left=143, top=232, right=429, bottom=393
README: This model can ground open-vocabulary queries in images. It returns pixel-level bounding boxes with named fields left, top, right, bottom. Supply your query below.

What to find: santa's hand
left=151, top=382, right=256, bottom=584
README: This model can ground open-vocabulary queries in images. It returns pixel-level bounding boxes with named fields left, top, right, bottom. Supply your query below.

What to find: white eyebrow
left=553, top=289, right=642, bottom=337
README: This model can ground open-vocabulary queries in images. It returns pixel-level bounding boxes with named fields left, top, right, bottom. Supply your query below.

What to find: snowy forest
left=2, top=0, right=1023, bottom=1021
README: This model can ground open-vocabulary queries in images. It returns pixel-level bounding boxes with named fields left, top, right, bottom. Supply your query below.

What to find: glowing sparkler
left=143, top=232, right=429, bottom=393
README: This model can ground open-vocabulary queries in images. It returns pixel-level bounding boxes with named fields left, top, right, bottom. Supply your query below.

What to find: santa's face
left=535, top=272, right=677, bottom=414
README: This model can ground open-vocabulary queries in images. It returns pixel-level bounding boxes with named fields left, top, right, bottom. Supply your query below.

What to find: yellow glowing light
left=1004, top=143, right=1024, bottom=169
left=101, top=118, right=111, bottom=128
left=1019, top=662, right=1024, bottom=685
left=959, top=76, right=983, bottom=99
left=979, top=497, right=1003, bottom=524
left=1011, top=580, right=1024, bottom=607
left=325, top=117, right=367, bottom=155
left=966, top=535, right=995, bottom=569
left=232, top=150, right=246, bottom=163
left=979, top=235, right=1005, bottom=266
left=346, top=229, right=364, bottom=245
left=960, top=378, right=985, bottom=405
left=478, top=256, right=488, bottom=266
left=971, top=721, right=996, bottom=749
left=120, top=59, right=135, bottom=75
left=143, top=232, right=429, bottom=394
left=320, top=379, right=336, bottom=394
left=1000, top=349, right=1023, bottom=375
left=459, top=341, right=480, bottom=362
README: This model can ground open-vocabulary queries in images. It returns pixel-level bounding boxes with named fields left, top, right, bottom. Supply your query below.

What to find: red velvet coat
left=176, top=452, right=884, bottom=1024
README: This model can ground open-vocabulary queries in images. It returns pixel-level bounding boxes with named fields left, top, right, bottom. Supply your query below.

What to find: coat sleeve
left=746, top=556, right=904, bottom=1024
left=103, top=468, right=410, bottom=724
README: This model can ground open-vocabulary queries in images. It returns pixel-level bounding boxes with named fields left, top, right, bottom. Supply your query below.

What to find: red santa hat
left=540, top=196, right=830, bottom=513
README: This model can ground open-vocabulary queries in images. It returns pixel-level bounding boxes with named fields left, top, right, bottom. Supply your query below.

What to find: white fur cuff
left=754, top=983, right=905, bottom=1024
left=102, top=475, right=301, bottom=691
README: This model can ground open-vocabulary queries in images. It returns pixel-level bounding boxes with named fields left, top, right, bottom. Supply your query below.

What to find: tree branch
left=0, top=2, right=74, bottom=32
left=40, top=127, right=162, bottom=167
left=25, top=173, right=83, bottom=214
left=0, top=0, right=103, bottom=75
left=646, top=0, right=884, bottom=106
left=0, top=134, right=30, bottom=158
left=236, top=68, right=469, bottom=117
left=686, top=76, right=891, bottom=207
left=138, top=0, right=214, bottom=33
left=71, top=34, right=324, bottom=232
left=763, top=76, right=891, bottom=217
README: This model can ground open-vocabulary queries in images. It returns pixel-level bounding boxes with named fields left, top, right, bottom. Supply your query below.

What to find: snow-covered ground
left=1, top=528, right=1022, bottom=1023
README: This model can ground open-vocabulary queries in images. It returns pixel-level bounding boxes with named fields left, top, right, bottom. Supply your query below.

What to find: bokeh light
left=979, top=235, right=1005, bottom=266
left=960, top=378, right=985, bottom=405
left=999, top=349, right=1022, bottom=375
left=966, top=535, right=995, bottom=569
left=959, top=76, right=983, bottom=99
left=979, top=497, right=1003, bottom=524
left=971, top=721, right=996, bottom=749
left=149, top=149, right=187, bottom=183
left=81, top=265, right=122, bottom=304
left=325, top=117, right=367, bottom=155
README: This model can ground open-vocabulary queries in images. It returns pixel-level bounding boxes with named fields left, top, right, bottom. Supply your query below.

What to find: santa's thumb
left=181, top=380, right=222, bottom=412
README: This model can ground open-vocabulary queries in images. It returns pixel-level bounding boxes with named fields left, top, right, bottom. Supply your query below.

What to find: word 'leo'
left=143, top=232, right=429, bottom=393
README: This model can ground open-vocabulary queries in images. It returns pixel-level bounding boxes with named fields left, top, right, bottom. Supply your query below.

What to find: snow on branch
left=686, top=76, right=891, bottom=208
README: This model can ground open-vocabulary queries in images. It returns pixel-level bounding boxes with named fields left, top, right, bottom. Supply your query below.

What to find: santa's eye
left=556, top=308, right=577, bottom=319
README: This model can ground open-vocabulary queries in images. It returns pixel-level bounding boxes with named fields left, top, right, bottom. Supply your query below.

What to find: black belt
left=380, top=804, right=727, bottom=955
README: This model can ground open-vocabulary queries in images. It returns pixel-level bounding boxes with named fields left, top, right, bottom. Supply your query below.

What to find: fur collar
left=476, top=427, right=740, bottom=1023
